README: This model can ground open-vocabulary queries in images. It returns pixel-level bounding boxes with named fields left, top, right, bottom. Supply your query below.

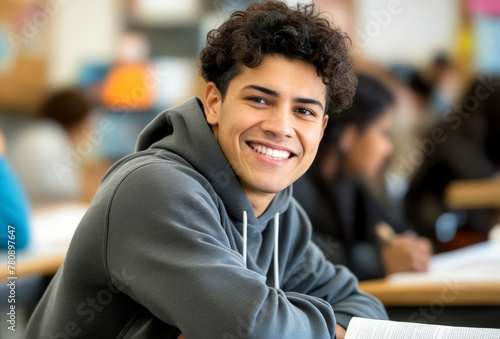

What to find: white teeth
left=249, top=143, right=291, bottom=160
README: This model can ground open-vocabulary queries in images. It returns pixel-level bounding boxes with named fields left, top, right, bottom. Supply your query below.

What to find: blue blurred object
left=0, top=29, right=8, bottom=59
left=473, top=15, right=500, bottom=74
left=77, top=62, right=111, bottom=87
left=435, top=211, right=468, bottom=243
left=0, top=28, right=14, bottom=74
left=0, top=158, right=30, bottom=249
left=95, top=108, right=160, bottom=159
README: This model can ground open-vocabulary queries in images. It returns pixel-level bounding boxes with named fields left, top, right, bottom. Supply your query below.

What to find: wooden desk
left=2, top=252, right=66, bottom=280
left=445, top=178, right=500, bottom=209
left=359, top=279, right=500, bottom=307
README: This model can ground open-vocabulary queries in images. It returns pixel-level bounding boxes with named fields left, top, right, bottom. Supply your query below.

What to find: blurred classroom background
left=0, top=0, right=500, bottom=337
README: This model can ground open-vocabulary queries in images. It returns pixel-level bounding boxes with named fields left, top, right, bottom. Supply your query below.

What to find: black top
left=294, top=171, right=408, bottom=280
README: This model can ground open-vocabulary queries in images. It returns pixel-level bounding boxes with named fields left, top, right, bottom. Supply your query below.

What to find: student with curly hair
left=26, top=2, right=387, bottom=338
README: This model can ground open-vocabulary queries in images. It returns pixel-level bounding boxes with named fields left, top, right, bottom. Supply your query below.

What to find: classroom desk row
left=358, top=279, right=500, bottom=306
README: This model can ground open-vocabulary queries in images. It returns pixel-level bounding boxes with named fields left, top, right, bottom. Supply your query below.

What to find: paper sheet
left=387, top=241, right=500, bottom=285
left=345, top=317, right=500, bottom=339
left=18, top=204, right=87, bottom=261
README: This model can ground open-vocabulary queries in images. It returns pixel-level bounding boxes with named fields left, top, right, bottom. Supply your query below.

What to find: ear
left=320, top=114, right=329, bottom=139
left=339, top=124, right=358, bottom=153
left=203, top=82, right=222, bottom=126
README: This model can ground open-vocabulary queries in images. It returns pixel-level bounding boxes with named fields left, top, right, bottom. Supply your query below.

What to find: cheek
left=373, top=133, right=393, bottom=159
left=368, top=135, right=393, bottom=172
left=221, top=108, right=255, bottom=138
left=301, top=127, right=324, bottom=157
left=374, top=137, right=388, bottom=159
left=358, top=135, right=383, bottom=167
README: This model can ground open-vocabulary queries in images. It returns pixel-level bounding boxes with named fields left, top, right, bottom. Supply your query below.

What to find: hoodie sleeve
left=281, top=201, right=388, bottom=329
left=106, top=162, right=338, bottom=339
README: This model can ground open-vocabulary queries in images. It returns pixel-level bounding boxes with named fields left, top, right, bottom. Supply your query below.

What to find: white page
left=345, top=317, right=500, bottom=339
left=429, top=241, right=500, bottom=273
left=22, top=204, right=87, bottom=258
left=387, top=241, right=500, bottom=285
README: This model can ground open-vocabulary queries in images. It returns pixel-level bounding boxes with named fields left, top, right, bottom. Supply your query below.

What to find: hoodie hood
left=135, top=96, right=291, bottom=231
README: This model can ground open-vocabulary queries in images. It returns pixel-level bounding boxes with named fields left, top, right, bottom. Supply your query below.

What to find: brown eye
left=296, top=107, right=315, bottom=116
left=248, top=97, right=267, bottom=105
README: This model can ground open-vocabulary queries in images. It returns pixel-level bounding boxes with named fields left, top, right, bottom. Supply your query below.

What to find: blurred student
left=405, top=78, right=500, bottom=250
left=9, top=88, right=91, bottom=204
left=0, top=129, right=30, bottom=249
left=294, top=73, right=433, bottom=280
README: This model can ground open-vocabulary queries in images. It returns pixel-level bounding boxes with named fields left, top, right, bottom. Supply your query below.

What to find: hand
left=336, top=324, right=347, bottom=339
left=381, top=233, right=433, bottom=275
left=177, top=333, right=186, bottom=339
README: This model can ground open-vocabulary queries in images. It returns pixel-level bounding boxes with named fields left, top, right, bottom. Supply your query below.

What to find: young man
left=26, top=2, right=387, bottom=338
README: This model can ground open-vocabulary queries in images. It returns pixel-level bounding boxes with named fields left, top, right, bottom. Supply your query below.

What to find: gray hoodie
left=25, top=97, right=387, bottom=339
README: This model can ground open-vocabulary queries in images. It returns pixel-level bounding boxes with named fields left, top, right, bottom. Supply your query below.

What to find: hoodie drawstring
left=242, top=211, right=280, bottom=289
left=242, top=211, right=247, bottom=266
left=273, top=213, right=280, bottom=289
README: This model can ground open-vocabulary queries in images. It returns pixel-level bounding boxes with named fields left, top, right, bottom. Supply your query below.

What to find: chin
left=261, top=186, right=287, bottom=194
left=253, top=182, right=288, bottom=195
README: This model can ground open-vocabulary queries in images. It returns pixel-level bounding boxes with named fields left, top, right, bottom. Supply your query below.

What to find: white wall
left=355, top=0, right=460, bottom=67
left=48, top=0, right=121, bottom=88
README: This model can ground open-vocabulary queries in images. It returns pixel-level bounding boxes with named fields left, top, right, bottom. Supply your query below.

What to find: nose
left=260, top=106, right=294, bottom=139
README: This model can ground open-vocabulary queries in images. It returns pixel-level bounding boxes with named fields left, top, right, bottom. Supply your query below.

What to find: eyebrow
left=243, top=85, right=324, bottom=111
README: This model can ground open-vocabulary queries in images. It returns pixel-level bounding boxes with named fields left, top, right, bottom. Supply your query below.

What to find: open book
left=345, top=318, right=500, bottom=339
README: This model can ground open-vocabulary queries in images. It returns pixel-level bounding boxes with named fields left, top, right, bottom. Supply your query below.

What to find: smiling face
left=204, top=55, right=328, bottom=215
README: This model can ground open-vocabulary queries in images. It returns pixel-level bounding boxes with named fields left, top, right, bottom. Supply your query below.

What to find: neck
left=240, top=183, right=276, bottom=218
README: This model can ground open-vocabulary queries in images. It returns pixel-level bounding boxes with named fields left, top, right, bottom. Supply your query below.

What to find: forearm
left=283, top=244, right=388, bottom=329
left=336, top=324, right=347, bottom=339
left=328, top=267, right=387, bottom=326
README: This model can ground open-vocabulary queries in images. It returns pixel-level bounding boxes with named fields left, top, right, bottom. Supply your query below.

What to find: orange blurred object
left=100, top=63, right=156, bottom=111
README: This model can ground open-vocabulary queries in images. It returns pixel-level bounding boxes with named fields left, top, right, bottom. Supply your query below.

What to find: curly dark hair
left=199, top=0, right=356, bottom=115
